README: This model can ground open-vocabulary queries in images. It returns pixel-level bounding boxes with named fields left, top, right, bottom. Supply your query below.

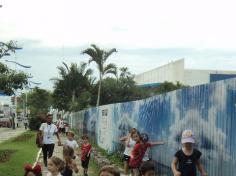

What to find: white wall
left=135, top=58, right=236, bottom=86
left=134, top=59, right=185, bottom=85
left=184, top=69, right=210, bottom=86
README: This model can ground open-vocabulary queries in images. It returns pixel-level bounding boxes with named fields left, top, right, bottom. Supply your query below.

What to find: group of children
left=24, top=131, right=92, bottom=176
left=25, top=128, right=207, bottom=176
left=120, top=128, right=165, bottom=176
left=121, top=128, right=207, bottom=176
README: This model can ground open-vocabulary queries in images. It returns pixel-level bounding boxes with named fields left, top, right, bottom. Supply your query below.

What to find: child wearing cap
left=171, top=129, right=207, bottom=176
left=129, top=132, right=165, bottom=176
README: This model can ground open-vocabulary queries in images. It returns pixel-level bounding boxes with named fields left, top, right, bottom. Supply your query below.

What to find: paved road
left=0, top=127, right=27, bottom=143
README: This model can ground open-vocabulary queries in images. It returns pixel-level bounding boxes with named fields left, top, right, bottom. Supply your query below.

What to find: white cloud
left=1, top=0, right=236, bottom=48
left=1, top=0, right=236, bottom=89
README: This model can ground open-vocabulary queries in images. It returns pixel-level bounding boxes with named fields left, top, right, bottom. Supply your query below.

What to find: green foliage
left=51, top=46, right=189, bottom=109
left=147, top=81, right=188, bottom=95
left=0, top=41, right=28, bottom=95
left=52, top=62, right=94, bottom=111
left=28, top=87, right=51, bottom=112
left=82, top=44, right=117, bottom=106
left=0, top=62, right=28, bottom=95
left=99, top=67, right=148, bottom=105
left=21, top=87, right=52, bottom=130
left=0, top=41, right=21, bottom=59
left=12, top=133, right=34, bottom=142
left=29, top=115, right=42, bottom=130
left=89, top=136, right=123, bottom=167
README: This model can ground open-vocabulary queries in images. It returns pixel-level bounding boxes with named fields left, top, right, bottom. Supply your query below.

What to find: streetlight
left=4, top=59, right=31, bottom=129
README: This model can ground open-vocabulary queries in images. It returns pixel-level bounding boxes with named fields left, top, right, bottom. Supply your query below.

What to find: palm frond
left=62, top=62, right=69, bottom=72
left=91, top=44, right=103, bottom=57
left=82, top=47, right=103, bottom=72
left=104, top=48, right=117, bottom=62
left=103, top=63, right=117, bottom=75
left=84, top=68, right=93, bottom=77
left=57, top=66, right=67, bottom=78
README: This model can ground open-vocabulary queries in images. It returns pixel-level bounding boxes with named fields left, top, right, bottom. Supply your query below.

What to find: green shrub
left=12, top=133, right=34, bottom=142
left=29, top=117, right=41, bottom=130
left=0, top=149, right=16, bottom=163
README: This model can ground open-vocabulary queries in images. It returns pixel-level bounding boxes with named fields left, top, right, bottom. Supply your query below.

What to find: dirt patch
left=0, top=149, right=16, bottom=163
left=12, top=133, right=34, bottom=142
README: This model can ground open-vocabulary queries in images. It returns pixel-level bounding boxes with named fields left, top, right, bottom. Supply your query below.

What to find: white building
left=134, top=59, right=236, bottom=87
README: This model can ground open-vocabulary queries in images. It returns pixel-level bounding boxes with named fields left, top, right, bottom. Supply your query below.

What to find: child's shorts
left=81, top=159, right=90, bottom=169
left=123, top=154, right=131, bottom=162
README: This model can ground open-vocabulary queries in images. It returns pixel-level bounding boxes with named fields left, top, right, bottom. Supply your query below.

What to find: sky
left=1, top=0, right=236, bottom=90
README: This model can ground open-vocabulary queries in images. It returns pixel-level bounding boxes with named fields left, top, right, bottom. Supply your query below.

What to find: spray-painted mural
left=70, top=78, right=236, bottom=175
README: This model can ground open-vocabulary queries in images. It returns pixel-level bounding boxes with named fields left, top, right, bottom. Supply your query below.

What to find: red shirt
left=81, top=143, right=92, bottom=161
left=129, top=142, right=151, bottom=168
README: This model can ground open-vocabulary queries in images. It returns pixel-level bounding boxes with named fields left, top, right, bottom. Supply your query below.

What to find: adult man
left=39, top=114, right=62, bottom=167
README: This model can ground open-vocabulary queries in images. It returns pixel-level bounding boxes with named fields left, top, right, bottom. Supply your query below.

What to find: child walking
left=61, top=145, right=79, bottom=176
left=129, top=132, right=165, bottom=176
left=171, top=129, right=207, bottom=176
left=64, top=131, right=79, bottom=158
left=120, top=128, right=137, bottom=175
left=81, top=134, right=92, bottom=176
left=46, top=156, right=64, bottom=176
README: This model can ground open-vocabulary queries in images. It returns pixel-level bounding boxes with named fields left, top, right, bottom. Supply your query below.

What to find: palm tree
left=51, top=62, right=93, bottom=111
left=119, top=67, right=132, bottom=78
left=82, top=44, right=117, bottom=106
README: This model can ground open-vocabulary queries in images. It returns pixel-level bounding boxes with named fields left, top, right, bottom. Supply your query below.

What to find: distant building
left=134, top=59, right=236, bottom=87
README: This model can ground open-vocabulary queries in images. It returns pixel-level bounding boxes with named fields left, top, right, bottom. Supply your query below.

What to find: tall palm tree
left=82, top=44, right=117, bottom=106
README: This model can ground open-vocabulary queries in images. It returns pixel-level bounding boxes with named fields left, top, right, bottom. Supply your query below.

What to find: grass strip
left=0, top=131, right=38, bottom=176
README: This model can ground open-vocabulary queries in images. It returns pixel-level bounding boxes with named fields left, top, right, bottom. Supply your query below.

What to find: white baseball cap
left=181, top=129, right=195, bottom=144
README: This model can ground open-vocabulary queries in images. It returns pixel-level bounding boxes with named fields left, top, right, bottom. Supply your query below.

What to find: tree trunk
left=96, top=73, right=102, bottom=106
left=72, top=90, right=75, bottom=103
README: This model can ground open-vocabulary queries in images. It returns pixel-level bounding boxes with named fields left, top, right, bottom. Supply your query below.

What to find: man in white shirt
left=39, top=114, right=62, bottom=167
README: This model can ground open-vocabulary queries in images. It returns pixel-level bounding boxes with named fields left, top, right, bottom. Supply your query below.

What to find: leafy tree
left=24, top=87, right=52, bottom=130
left=0, top=41, right=28, bottom=95
left=99, top=67, right=148, bottom=105
left=52, top=62, right=94, bottom=111
left=0, top=62, right=28, bottom=95
left=148, top=81, right=188, bottom=95
left=82, top=44, right=117, bottom=106
left=0, top=41, right=22, bottom=58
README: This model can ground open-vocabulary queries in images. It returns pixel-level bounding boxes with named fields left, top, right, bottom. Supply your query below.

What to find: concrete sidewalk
left=0, top=127, right=26, bottom=143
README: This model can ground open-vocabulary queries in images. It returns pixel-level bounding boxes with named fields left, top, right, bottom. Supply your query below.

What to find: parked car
left=0, top=111, right=12, bottom=128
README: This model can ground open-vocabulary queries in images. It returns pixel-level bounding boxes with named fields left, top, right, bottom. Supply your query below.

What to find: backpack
left=36, top=131, right=43, bottom=148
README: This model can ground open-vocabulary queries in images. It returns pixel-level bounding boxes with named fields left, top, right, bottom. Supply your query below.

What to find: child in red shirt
left=129, top=132, right=165, bottom=176
left=81, top=134, right=92, bottom=176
